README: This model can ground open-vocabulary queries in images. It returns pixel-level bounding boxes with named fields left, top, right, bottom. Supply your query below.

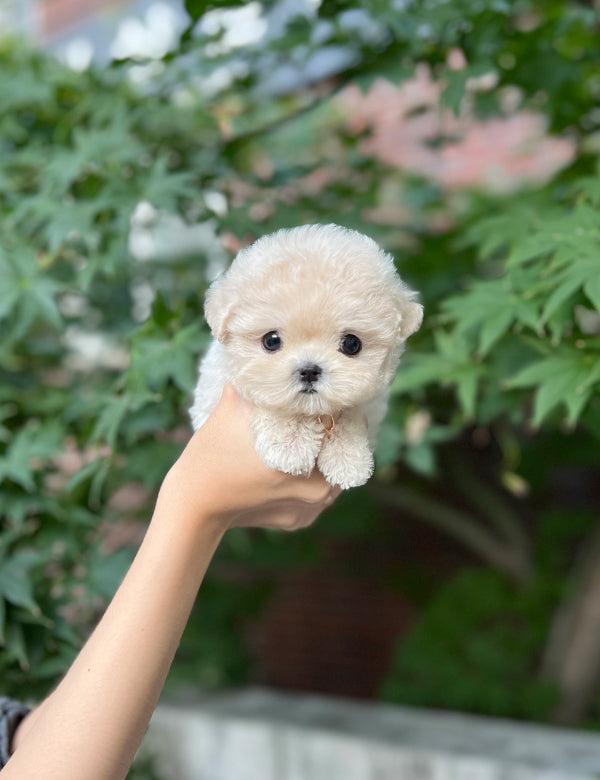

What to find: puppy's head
left=205, top=224, right=423, bottom=416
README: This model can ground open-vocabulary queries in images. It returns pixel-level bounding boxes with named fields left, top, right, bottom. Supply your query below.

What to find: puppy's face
left=220, top=284, right=399, bottom=416
left=205, top=225, right=423, bottom=417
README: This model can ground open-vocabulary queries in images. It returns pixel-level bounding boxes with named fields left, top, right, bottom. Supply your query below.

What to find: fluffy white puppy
left=190, top=223, right=423, bottom=489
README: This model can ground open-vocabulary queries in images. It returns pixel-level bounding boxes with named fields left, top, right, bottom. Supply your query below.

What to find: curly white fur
left=190, top=223, right=422, bottom=489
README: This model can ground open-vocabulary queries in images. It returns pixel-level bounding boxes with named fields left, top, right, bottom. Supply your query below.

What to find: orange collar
left=316, top=414, right=335, bottom=435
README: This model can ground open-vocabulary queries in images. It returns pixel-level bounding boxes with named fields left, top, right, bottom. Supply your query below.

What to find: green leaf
left=453, top=368, right=480, bottom=420
left=34, top=648, right=78, bottom=680
left=443, top=280, right=518, bottom=355
left=0, top=65, right=54, bottom=111
left=514, top=297, right=542, bottom=333
left=0, top=245, right=64, bottom=341
left=184, top=0, right=248, bottom=24
left=508, top=357, right=571, bottom=388
left=91, top=394, right=134, bottom=448
left=127, top=322, right=206, bottom=395
left=66, top=459, right=105, bottom=495
left=507, top=235, right=555, bottom=268
left=87, top=547, right=135, bottom=601
left=564, top=385, right=593, bottom=427
left=405, top=443, right=436, bottom=476
left=441, top=69, right=470, bottom=117
left=540, top=275, right=582, bottom=325
left=3, top=621, right=29, bottom=671
left=583, top=273, right=600, bottom=313
left=532, top=371, right=579, bottom=428
left=508, top=354, right=600, bottom=427
left=478, top=309, right=514, bottom=356
left=0, top=281, right=20, bottom=321
left=375, top=420, right=404, bottom=469
left=392, top=353, right=449, bottom=394
left=0, top=421, right=64, bottom=492
left=0, top=553, right=40, bottom=613
left=141, top=156, right=198, bottom=211
left=441, top=63, right=497, bottom=116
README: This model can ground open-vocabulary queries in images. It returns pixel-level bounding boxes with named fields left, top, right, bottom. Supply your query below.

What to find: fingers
left=230, top=481, right=341, bottom=531
left=293, top=484, right=341, bottom=528
left=219, top=382, right=251, bottom=415
left=273, top=474, right=330, bottom=506
left=203, top=383, right=344, bottom=525
left=217, top=385, right=343, bottom=495
left=323, top=485, right=342, bottom=507
left=279, top=483, right=342, bottom=530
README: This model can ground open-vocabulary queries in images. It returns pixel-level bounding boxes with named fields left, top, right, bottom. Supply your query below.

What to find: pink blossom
left=338, top=70, right=575, bottom=193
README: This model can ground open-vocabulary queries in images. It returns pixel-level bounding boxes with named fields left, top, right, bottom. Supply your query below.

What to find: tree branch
left=447, top=460, right=531, bottom=556
left=370, top=482, right=532, bottom=587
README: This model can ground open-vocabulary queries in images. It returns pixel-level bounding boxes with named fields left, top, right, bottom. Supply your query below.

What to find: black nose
left=298, top=364, right=322, bottom=384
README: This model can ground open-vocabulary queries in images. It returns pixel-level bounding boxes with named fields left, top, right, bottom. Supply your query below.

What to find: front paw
left=251, top=413, right=322, bottom=476
left=317, top=433, right=374, bottom=489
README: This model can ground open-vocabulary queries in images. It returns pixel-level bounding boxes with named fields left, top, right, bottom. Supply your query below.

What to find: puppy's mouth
left=299, top=387, right=318, bottom=395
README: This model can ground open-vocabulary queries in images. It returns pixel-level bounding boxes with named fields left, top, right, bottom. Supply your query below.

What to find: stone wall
left=143, top=688, right=600, bottom=779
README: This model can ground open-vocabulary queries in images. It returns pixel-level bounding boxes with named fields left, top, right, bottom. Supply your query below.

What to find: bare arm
left=5, top=385, right=337, bottom=779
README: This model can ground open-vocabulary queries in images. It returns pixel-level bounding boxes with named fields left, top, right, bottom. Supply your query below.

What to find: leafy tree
left=1, top=0, right=600, bottom=728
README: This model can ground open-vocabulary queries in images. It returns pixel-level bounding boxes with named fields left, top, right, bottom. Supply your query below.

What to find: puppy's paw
left=317, top=416, right=374, bottom=489
left=251, top=412, right=322, bottom=476
left=318, top=443, right=373, bottom=489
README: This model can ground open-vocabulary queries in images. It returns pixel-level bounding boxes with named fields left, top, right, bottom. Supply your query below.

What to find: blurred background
left=1, top=0, right=600, bottom=773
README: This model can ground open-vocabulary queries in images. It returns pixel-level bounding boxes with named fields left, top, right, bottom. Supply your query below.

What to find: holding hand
left=160, top=383, right=340, bottom=531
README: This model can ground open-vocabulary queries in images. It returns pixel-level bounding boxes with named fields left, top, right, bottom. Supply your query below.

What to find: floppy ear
left=397, top=299, right=424, bottom=342
left=204, top=277, right=234, bottom=343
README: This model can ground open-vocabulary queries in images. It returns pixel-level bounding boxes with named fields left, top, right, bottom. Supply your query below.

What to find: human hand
left=158, top=384, right=340, bottom=533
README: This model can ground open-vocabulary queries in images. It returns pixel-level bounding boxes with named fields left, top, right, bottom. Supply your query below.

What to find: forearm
left=5, top=496, right=225, bottom=780
left=4, top=384, right=334, bottom=778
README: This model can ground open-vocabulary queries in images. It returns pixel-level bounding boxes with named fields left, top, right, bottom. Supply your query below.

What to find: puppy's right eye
left=262, top=331, right=282, bottom=352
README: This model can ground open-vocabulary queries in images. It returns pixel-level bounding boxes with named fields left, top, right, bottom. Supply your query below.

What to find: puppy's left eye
left=339, top=333, right=362, bottom=356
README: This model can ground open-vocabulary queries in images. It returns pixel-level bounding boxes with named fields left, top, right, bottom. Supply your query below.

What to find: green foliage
left=383, top=507, right=598, bottom=720
left=127, top=752, right=164, bottom=780
left=0, top=39, right=217, bottom=696
left=381, top=567, right=559, bottom=720
left=400, top=181, right=600, bottom=436
left=1, top=0, right=600, bottom=725
left=168, top=576, right=270, bottom=691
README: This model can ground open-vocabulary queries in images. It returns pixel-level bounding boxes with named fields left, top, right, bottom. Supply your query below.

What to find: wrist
left=154, top=465, right=231, bottom=540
